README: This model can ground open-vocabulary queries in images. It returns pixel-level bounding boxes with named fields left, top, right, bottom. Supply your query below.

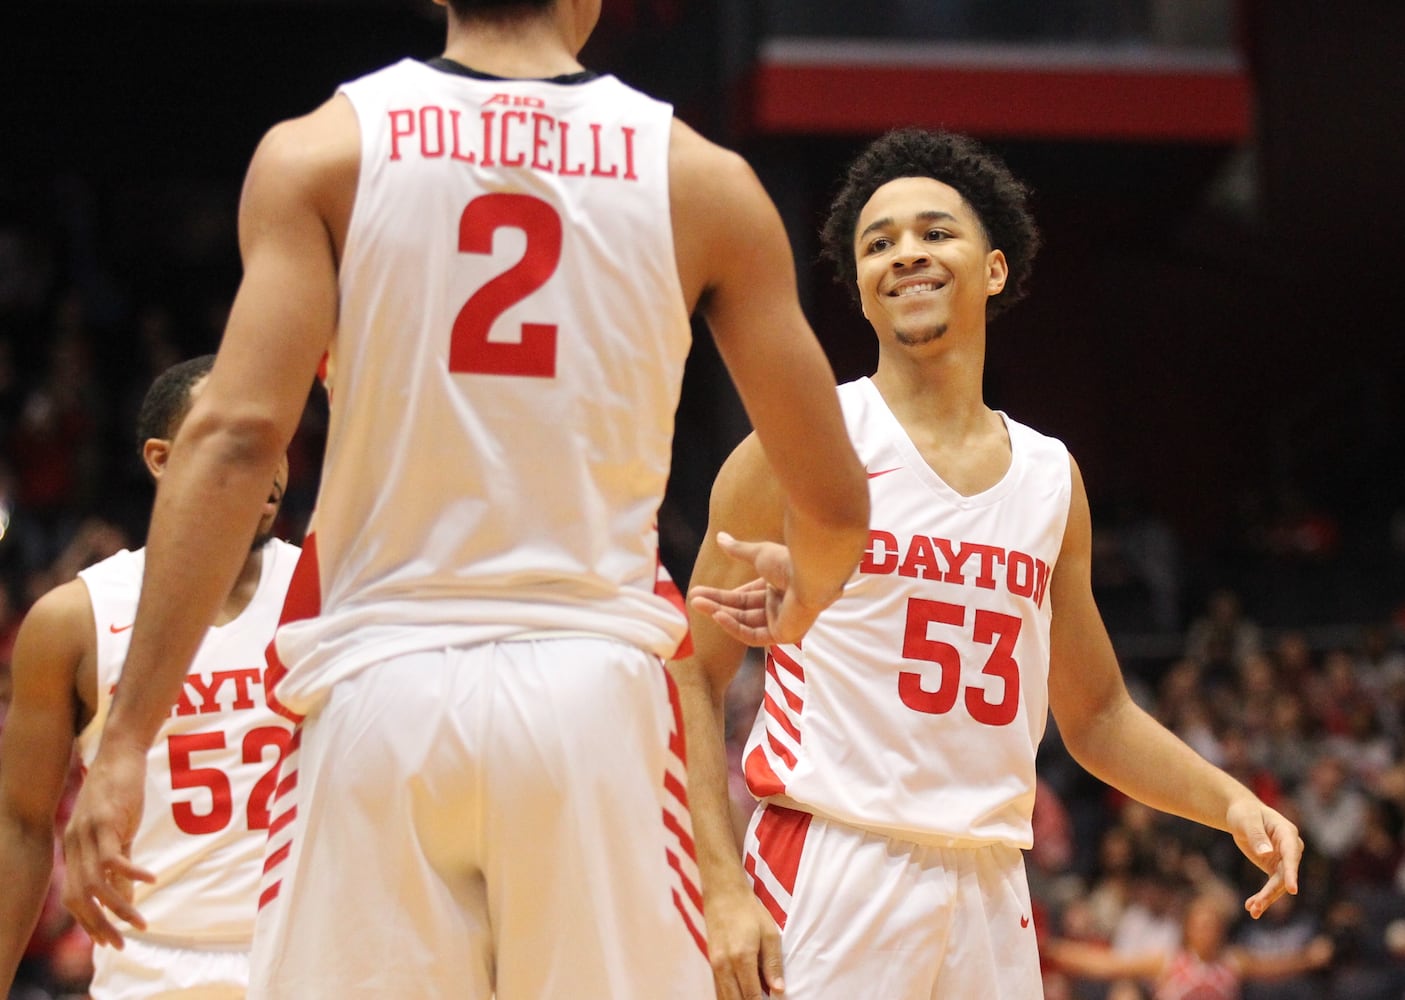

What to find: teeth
left=894, top=282, right=938, bottom=296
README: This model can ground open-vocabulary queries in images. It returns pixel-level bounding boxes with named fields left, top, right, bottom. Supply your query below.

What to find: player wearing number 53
left=61, top=0, right=868, bottom=997
left=0, top=355, right=297, bottom=998
left=677, top=128, right=1304, bottom=1000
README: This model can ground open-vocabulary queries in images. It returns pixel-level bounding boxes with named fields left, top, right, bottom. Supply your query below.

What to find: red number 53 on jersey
left=899, top=598, right=1022, bottom=727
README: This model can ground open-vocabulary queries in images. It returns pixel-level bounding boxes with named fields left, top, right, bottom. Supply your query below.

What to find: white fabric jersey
left=743, top=378, right=1071, bottom=848
left=271, top=59, right=692, bottom=715
left=77, top=540, right=300, bottom=944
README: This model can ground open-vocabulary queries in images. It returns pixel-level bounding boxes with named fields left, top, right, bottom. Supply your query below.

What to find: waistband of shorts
left=762, top=797, right=1025, bottom=852
left=121, top=929, right=252, bottom=952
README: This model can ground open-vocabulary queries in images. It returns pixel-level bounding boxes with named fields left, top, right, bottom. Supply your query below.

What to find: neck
left=443, top=11, right=583, bottom=79
left=870, top=332, right=989, bottom=434
left=214, top=542, right=266, bottom=627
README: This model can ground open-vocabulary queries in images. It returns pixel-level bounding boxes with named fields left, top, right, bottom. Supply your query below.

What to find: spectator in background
left=1185, top=588, right=1262, bottom=675
left=1294, top=754, right=1369, bottom=862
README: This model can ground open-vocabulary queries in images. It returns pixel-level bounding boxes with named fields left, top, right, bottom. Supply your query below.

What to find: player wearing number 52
left=61, top=0, right=868, bottom=997
left=677, top=129, right=1304, bottom=1000
left=0, top=355, right=297, bottom=998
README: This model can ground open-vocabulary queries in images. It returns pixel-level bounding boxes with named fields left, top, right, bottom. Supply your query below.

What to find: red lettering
left=185, top=673, right=225, bottom=716
left=930, top=537, right=972, bottom=584
left=557, top=120, right=587, bottom=176
left=531, top=112, right=555, bottom=172
left=860, top=530, right=900, bottom=575
left=500, top=110, right=528, bottom=168
left=220, top=668, right=263, bottom=711
left=589, top=123, right=618, bottom=178
left=419, top=106, right=445, bottom=158
left=448, top=109, right=477, bottom=164
left=388, top=109, right=415, bottom=161
left=1033, top=558, right=1051, bottom=608
left=967, top=543, right=1005, bottom=590
left=622, top=126, right=638, bottom=181
left=481, top=110, right=497, bottom=167
left=172, top=687, right=199, bottom=718
left=1006, top=551, right=1035, bottom=597
left=898, top=535, right=942, bottom=579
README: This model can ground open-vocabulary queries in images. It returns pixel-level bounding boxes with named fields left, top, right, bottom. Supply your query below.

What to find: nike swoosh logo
left=109, top=623, right=134, bottom=634
left=866, top=467, right=901, bottom=479
left=1020, top=915, right=1030, bottom=928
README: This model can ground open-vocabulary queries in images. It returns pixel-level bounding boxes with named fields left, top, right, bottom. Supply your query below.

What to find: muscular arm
left=0, top=583, right=89, bottom=989
left=63, top=99, right=353, bottom=945
left=670, top=122, right=868, bottom=635
left=670, top=436, right=788, bottom=1000
left=1048, top=457, right=1302, bottom=917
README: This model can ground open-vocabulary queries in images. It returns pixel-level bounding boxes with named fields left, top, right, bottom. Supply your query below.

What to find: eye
left=865, top=236, right=893, bottom=254
left=925, top=228, right=951, bottom=241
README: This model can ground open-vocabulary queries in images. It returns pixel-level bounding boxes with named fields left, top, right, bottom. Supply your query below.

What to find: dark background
left=1, top=0, right=1402, bottom=642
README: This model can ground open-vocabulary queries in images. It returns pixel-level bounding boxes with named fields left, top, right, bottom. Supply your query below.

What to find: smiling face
left=853, top=176, right=1008, bottom=350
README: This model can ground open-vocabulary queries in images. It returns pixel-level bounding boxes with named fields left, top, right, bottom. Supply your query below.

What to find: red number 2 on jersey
left=898, top=598, right=1023, bottom=726
left=449, top=193, right=563, bottom=378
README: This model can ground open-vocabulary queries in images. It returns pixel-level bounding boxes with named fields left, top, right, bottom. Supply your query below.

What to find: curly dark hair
left=820, top=128, right=1041, bottom=320
left=134, top=354, right=216, bottom=456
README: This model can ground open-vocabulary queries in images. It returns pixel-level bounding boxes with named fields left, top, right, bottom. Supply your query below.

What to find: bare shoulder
left=668, top=120, right=771, bottom=226
left=242, top=95, right=360, bottom=237
left=11, top=578, right=94, bottom=694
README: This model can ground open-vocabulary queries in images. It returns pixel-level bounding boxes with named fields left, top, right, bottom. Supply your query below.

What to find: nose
left=891, top=232, right=929, bottom=268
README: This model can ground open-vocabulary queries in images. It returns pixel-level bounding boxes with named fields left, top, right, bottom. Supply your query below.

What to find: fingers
left=62, top=819, right=153, bottom=948
left=1244, top=868, right=1287, bottom=920
left=759, top=922, right=786, bottom=995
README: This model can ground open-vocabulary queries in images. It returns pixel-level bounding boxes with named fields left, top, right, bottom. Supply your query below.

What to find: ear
left=986, top=249, right=1009, bottom=297
left=142, top=438, right=171, bottom=482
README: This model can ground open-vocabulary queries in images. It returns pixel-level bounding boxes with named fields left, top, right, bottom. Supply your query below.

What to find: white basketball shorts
left=91, top=936, right=248, bottom=999
left=744, top=802, right=1042, bottom=999
left=249, top=637, right=712, bottom=999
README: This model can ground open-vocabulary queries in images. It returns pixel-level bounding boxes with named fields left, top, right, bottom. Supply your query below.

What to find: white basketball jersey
left=76, top=539, right=299, bottom=943
left=271, top=59, right=692, bottom=715
left=743, top=378, right=1071, bottom=848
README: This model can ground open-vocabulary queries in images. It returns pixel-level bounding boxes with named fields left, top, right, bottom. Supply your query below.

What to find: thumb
left=760, top=931, right=786, bottom=994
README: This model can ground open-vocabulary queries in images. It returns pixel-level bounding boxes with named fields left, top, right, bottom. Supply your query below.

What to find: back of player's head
left=134, top=354, right=216, bottom=454
left=820, top=128, right=1041, bottom=320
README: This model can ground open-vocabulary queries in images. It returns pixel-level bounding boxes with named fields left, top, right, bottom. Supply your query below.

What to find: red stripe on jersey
left=655, top=559, right=694, bottom=660
left=752, top=804, right=811, bottom=895
left=744, top=744, right=785, bottom=798
left=258, top=881, right=281, bottom=911
left=768, top=645, right=804, bottom=681
left=662, top=809, right=697, bottom=860
left=274, top=770, right=298, bottom=802
left=672, top=888, right=710, bottom=959
left=268, top=805, right=297, bottom=838
left=662, top=665, right=687, bottom=762
left=744, top=853, right=789, bottom=929
left=766, top=728, right=798, bottom=769
left=664, top=770, right=689, bottom=809
left=262, top=842, right=291, bottom=875
left=763, top=691, right=801, bottom=743
left=264, top=533, right=323, bottom=724
left=774, top=672, right=804, bottom=712
left=666, top=848, right=705, bottom=913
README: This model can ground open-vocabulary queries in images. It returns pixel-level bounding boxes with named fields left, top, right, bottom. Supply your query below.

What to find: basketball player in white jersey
left=676, top=129, right=1305, bottom=1000
left=61, top=1, right=870, bottom=997
left=0, top=355, right=298, bottom=998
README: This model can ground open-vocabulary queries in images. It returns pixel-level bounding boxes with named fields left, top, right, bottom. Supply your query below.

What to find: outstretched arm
left=670, top=123, right=868, bottom=643
left=62, top=99, right=351, bottom=947
left=1042, top=938, right=1166, bottom=983
left=1048, top=457, right=1302, bottom=918
left=0, top=584, right=90, bottom=988
left=672, top=435, right=790, bottom=1000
